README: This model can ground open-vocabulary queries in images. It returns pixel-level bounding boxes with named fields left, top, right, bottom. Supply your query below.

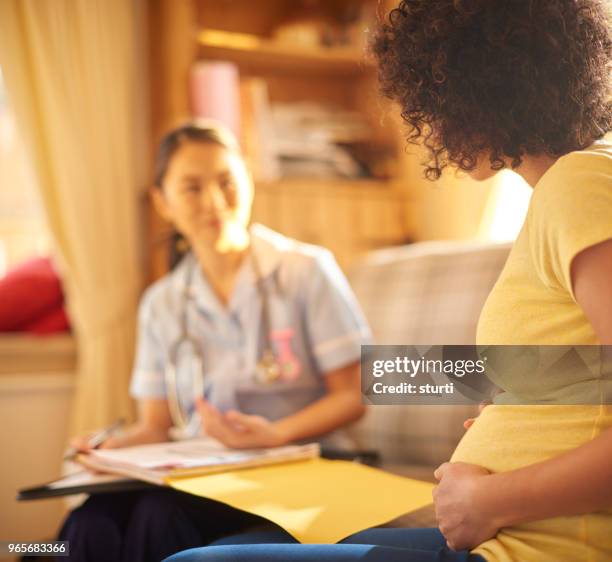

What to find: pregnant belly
left=451, top=405, right=612, bottom=562
left=450, top=404, right=610, bottom=471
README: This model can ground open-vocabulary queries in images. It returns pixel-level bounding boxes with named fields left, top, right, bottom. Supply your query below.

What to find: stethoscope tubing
left=164, top=248, right=283, bottom=435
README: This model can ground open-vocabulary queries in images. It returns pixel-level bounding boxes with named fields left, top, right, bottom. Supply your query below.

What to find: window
left=478, top=170, right=532, bottom=242
left=0, top=67, right=50, bottom=277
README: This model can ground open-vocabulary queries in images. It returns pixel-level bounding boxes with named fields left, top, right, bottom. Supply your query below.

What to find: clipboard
left=17, top=471, right=156, bottom=501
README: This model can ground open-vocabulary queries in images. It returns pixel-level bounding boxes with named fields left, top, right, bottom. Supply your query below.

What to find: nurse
left=58, top=120, right=371, bottom=562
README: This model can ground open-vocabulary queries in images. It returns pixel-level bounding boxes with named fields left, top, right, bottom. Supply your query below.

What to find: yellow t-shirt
left=451, top=139, right=612, bottom=562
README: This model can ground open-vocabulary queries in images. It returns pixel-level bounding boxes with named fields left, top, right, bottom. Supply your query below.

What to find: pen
left=63, top=418, right=126, bottom=461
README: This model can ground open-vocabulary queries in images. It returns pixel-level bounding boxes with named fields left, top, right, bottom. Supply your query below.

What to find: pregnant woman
left=165, top=1, right=612, bottom=561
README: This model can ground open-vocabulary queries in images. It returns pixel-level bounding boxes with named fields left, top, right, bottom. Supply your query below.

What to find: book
left=75, top=438, right=321, bottom=485
left=239, top=77, right=281, bottom=182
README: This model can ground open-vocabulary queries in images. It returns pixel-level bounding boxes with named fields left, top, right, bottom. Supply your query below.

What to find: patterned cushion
left=348, top=241, right=512, bottom=467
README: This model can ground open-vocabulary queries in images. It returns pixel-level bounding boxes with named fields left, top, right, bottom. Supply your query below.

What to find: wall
left=391, top=117, right=505, bottom=242
left=0, top=335, right=76, bottom=555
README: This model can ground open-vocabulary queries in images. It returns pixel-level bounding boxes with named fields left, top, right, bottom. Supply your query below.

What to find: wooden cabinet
left=147, top=0, right=413, bottom=279
left=252, top=179, right=412, bottom=269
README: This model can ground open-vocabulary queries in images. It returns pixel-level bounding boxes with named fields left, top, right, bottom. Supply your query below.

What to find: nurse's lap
left=163, top=527, right=485, bottom=562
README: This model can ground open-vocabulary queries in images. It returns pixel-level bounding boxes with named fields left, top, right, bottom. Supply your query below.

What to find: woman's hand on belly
left=197, top=398, right=288, bottom=449
left=463, top=401, right=491, bottom=430
left=433, top=462, right=500, bottom=551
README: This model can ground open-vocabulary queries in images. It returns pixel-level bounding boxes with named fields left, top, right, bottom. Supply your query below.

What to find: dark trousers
left=57, top=488, right=268, bottom=562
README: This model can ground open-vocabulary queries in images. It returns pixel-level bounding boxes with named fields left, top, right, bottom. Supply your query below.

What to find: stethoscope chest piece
left=255, top=349, right=282, bottom=384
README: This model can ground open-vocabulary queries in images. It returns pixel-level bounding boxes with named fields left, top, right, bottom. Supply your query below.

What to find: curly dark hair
left=371, top=0, right=612, bottom=180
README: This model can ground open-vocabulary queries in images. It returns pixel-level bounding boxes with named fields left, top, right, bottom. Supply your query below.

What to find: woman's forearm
left=102, top=422, right=169, bottom=449
left=479, top=425, right=612, bottom=527
left=273, top=391, right=365, bottom=444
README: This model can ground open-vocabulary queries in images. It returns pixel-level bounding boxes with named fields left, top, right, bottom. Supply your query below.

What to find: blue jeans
left=164, top=527, right=487, bottom=562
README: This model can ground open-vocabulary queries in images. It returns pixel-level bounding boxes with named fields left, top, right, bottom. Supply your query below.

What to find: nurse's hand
left=69, top=433, right=96, bottom=453
left=197, top=399, right=288, bottom=449
left=68, top=432, right=122, bottom=453
left=66, top=433, right=118, bottom=473
left=433, top=462, right=500, bottom=550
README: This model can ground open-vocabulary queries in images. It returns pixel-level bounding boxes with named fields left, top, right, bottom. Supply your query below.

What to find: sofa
left=347, top=240, right=512, bottom=523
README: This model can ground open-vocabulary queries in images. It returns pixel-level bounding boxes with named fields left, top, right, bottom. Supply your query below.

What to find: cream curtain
left=0, top=0, right=148, bottom=433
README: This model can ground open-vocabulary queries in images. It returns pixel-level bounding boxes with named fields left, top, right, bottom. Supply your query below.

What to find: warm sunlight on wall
left=395, top=139, right=500, bottom=241
left=478, top=170, right=532, bottom=242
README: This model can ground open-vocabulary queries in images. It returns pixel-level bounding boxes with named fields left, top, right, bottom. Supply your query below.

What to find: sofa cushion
left=348, top=241, right=511, bottom=467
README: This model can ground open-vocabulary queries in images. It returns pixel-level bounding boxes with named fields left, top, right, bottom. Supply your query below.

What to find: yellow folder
left=169, top=458, right=434, bottom=544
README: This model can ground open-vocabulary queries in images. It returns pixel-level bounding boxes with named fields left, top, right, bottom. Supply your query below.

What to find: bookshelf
left=147, top=0, right=413, bottom=280
left=197, top=29, right=370, bottom=75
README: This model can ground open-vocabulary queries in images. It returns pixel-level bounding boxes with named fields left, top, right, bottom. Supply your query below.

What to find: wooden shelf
left=148, top=1, right=414, bottom=280
left=197, top=29, right=372, bottom=76
left=0, top=333, right=76, bottom=375
left=255, top=177, right=395, bottom=194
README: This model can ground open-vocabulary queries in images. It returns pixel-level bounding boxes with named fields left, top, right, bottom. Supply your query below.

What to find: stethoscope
left=165, top=249, right=302, bottom=439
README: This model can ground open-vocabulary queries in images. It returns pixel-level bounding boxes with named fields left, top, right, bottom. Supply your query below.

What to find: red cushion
left=22, top=306, right=70, bottom=334
left=0, top=257, right=65, bottom=331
